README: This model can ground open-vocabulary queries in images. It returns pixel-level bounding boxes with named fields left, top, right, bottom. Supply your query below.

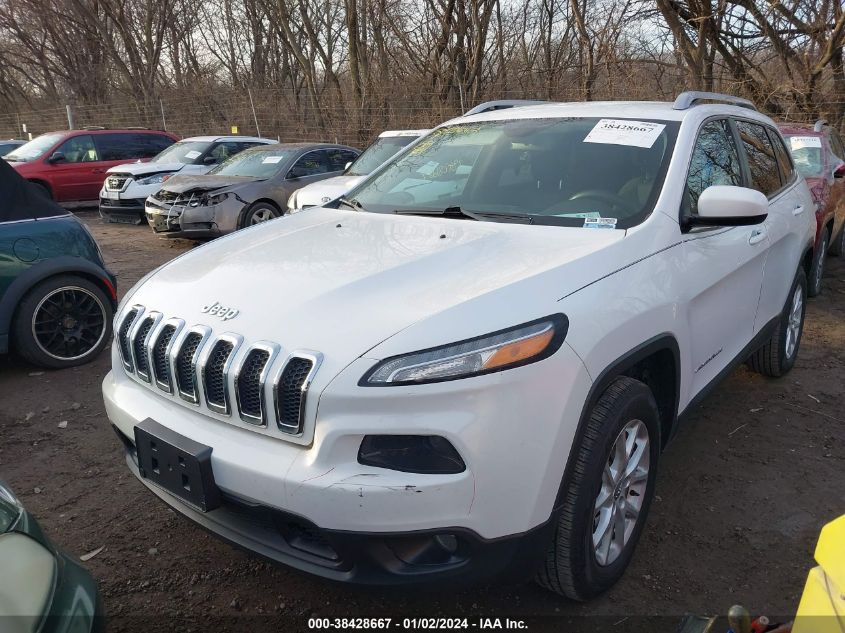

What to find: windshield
left=152, top=141, right=212, bottom=165
left=347, top=136, right=420, bottom=176
left=347, top=118, right=678, bottom=228
left=209, top=148, right=294, bottom=178
left=4, top=132, right=65, bottom=162
left=784, top=134, right=824, bottom=177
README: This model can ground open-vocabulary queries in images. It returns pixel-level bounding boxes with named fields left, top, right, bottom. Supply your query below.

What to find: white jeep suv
left=103, top=92, right=815, bottom=599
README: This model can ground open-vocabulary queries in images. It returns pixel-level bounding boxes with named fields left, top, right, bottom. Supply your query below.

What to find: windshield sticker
left=789, top=136, right=822, bottom=151
left=584, top=119, right=666, bottom=149
left=583, top=217, right=618, bottom=229
left=556, top=211, right=601, bottom=218
left=262, top=156, right=284, bottom=164
left=184, top=150, right=202, bottom=159
left=417, top=161, right=439, bottom=176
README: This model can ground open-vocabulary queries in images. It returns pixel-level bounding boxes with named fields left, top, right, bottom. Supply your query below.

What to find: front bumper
left=99, top=198, right=146, bottom=224
left=103, top=339, right=591, bottom=585
left=145, top=197, right=243, bottom=239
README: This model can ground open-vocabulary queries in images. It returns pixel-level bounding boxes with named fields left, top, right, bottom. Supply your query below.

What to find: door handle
left=792, top=205, right=804, bottom=215
left=749, top=228, right=766, bottom=245
left=92, top=168, right=105, bottom=174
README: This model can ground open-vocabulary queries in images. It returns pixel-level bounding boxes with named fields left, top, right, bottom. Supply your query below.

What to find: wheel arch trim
left=549, top=333, right=680, bottom=515
left=0, top=257, right=117, bottom=353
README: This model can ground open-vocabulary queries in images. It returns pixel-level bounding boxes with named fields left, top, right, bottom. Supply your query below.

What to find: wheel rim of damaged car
left=592, top=419, right=650, bottom=567
left=250, top=208, right=276, bottom=224
left=31, top=287, right=107, bottom=361
left=785, top=286, right=803, bottom=360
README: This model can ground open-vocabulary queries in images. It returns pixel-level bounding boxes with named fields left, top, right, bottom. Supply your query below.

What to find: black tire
left=239, top=201, right=281, bottom=229
left=12, top=275, right=113, bottom=369
left=536, top=376, right=661, bottom=600
left=829, top=224, right=845, bottom=257
left=746, top=267, right=807, bottom=378
left=29, top=181, right=52, bottom=200
left=808, top=230, right=828, bottom=297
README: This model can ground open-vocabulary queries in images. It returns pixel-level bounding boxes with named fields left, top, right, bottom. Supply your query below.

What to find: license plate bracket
left=134, top=418, right=221, bottom=512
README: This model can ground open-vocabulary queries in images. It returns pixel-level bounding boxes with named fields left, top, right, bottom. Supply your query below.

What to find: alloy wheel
left=31, top=286, right=107, bottom=361
left=249, top=208, right=277, bottom=224
left=592, top=419, right=650, bottom=567
left=784, top=285, right=803, bottom=360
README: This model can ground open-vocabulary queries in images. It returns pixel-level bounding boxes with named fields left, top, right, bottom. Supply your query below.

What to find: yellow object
left=231, top=125, right=238, bottom=134
left=793, top=514, right=845, bottom=633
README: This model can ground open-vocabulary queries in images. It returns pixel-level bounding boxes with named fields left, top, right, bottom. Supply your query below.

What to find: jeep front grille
left=118, top=305, right=320, bottom=439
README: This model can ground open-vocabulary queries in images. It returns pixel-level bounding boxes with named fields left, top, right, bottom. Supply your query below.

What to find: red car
left=779, top=120, right=845, bottom=296
left=6, top=128, right=178, bottom=205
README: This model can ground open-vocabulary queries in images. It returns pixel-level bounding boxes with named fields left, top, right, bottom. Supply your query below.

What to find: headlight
left=287, top=191, right=299, bottom=211
left=136, top=173, right=172, bottom=185
left=189, top=191, right=229, bottom=207
left=361, top=315, right=567, bottom=386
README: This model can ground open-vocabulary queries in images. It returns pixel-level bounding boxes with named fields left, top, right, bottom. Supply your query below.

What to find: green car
left=0, top=480, right=103, bottom=632
left=0, top=158, right=117, bottom=368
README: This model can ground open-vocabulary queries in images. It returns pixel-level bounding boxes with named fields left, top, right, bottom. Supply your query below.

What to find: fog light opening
left=357, top=435, right=466, bottom=474
left=434, top=533, right=458, bottom=554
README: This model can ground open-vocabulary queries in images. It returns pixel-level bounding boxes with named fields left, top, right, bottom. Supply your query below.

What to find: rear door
left=680, top=118, right=767, bottom=394
left=733, top=120, right=806, bottom=330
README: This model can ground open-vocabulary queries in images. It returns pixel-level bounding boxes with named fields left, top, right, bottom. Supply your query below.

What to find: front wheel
left=12, top=275, right=114, bottom=369
left=747, top=267, right=807, bottom=377
left=808, top=230, right=828, bottom=297
left=239, top=201, right=281, bottom=228
left=536, top=376, right=660, bottom=600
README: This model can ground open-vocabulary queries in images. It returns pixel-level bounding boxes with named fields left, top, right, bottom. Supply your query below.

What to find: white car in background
left=99, top=135, right=274, bottom=224
left=287, top=129, right=429, bottom=212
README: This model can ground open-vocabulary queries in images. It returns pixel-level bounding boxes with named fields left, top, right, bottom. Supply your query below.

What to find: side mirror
left=203, top=156, right=217, bottom=165
left=691, top=185, right=768, bottom=227
left=46, top=151, right=65, bottom=164
left=834, top=163, right=845, bottom=179
left=287, top=167, right=306, bottom=179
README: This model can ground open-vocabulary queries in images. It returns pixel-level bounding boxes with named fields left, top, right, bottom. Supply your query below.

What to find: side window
left=327, top=149, right=358, bottom=171
left=685, top=119, right=742, bottom=215
left=768, top=129, right=794, bottom=185
left=94, top=133, right=138, bottom=161
left=57, top=135, right=99, bottom=163
left=138, top=134, right=175, bottom=157
left=735, top=120, right=781, bottom=196
left=289, top=151, right=328, bottom=178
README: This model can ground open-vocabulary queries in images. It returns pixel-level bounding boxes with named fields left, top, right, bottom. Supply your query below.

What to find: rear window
left=736, top=121, right=782, bottom=196
left=783, top=134, right=824, bottom=178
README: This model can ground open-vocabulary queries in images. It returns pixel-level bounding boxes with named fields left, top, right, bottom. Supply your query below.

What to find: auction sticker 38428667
left=584, top=119, right=666, bottom=148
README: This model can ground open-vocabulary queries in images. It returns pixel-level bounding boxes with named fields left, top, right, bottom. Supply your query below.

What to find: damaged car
left=144, top=143, right=359, bottom=239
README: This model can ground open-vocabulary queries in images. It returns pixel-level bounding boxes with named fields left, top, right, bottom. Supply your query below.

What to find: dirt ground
left=1, top=210, right=843, bottom=632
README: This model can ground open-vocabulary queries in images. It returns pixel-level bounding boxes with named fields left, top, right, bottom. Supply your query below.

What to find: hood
left=127, top=207, right=624, bottom=380
left=107, top=161, right=186, bottom=176
left=295, top=175, right=364, bottom=206
left=159, top=174, right=258, bottom=194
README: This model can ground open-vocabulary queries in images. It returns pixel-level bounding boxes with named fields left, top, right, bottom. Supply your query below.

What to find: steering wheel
left=564, top=189, right=636, bottom=215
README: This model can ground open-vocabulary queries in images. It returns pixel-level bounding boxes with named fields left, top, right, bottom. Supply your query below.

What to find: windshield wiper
left=337, top=196, right=366, bottom=212
left=394, top=206, right=481, bottom=221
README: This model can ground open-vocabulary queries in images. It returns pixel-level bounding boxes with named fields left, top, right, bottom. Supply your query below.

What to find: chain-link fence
left=2, top=85, right=842, bottom=149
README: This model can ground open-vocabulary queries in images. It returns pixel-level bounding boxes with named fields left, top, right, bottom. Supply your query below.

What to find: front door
left=679, top=118, right=768, bottom=395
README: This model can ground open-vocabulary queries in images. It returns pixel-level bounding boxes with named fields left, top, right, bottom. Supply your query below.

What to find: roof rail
left=672, top=91, right=756, bottom=111
left=125, top=126, right=150, bottom=130
left=813, top=119, right=828, bottom=133
left=463, top=99, right=549, bottom=116
left=82, top=125, right=107, bottom=130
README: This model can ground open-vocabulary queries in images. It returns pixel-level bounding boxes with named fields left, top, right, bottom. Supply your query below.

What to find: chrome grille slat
left=131, top=313, right=161, bottom=383
left=149, top=318, right=184, bottom=393
left=173, top=327, right=210, bottom=404
left=201, top=334, right=242, bottom=415
left=275, top=352, right=322, bottom=435
left=235, top=343, right=279, bottom=426
left=117, top=306, right=143, bottom=372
